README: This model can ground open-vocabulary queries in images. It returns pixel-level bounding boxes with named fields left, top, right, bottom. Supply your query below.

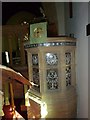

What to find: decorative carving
left=32, top=54, right=38, bottom=65
left=46, top=69, right=58, bottom=90
left=46, top=53, right=58, bottom=66
left=65, top=52, right=71, bottom=65
left=66, top=66, right=71, bottom=86
left=24, top=41, right=76, bottom=48
left=34, top=27, right=43, bottom=38
left=32, top=68, right=40, bottom=91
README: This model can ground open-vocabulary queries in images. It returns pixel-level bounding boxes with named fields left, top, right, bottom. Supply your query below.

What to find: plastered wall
left=64, top=2, right=88, bottom=118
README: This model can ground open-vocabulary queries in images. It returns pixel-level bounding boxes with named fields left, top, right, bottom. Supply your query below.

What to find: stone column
left=19, top=33, right=25, bottom=66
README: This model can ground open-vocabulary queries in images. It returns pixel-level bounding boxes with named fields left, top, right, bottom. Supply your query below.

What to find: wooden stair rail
left=9, top=82, right=15, bottom=116
left=1, top=65, right=31, bottom=119
left=0, top=64, right=32, bottom=86
left=1, top=65, right=41, bottom=119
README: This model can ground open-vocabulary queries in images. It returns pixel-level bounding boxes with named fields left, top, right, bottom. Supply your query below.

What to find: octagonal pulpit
left=26, top=36, right=77, bottom=118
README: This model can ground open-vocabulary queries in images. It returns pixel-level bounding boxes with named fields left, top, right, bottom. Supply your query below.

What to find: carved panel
left=32, top=54, right=38, bottom=65
left=66, top=66, right=71, bottom=86
left=45, top=53, right=58, bottom=66
left=65, top=52, right=71, bottom=65
left=46, top=69, right=58, bottom=90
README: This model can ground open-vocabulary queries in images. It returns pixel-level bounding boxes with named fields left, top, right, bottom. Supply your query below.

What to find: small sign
left=30, top=22, right=47, bottom=44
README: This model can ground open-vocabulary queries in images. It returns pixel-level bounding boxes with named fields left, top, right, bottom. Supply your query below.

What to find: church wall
left=64, top=2, right=88, bottom=118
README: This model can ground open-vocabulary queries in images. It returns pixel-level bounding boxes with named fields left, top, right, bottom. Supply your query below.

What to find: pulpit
left=26, top=36, right=77, bottom=118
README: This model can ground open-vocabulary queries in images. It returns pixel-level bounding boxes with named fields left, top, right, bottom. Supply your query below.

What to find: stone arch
left=6, top=11, right=35, bottom=25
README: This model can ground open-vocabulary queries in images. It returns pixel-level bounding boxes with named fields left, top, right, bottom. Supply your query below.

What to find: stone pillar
left=19, top=34, right=25, bottom=65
